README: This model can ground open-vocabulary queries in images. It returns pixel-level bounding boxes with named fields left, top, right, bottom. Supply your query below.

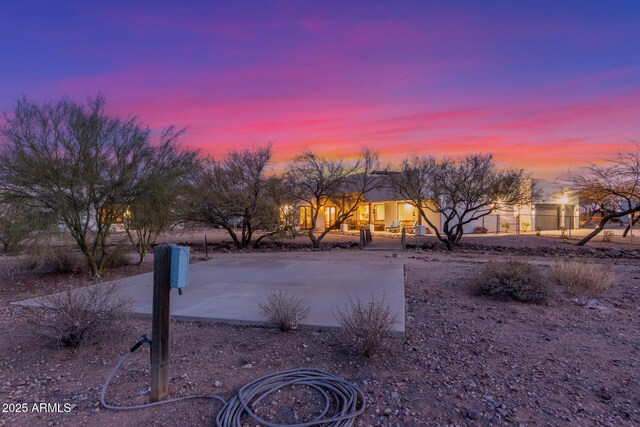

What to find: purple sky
left=1, top=1, right=639, bottom=177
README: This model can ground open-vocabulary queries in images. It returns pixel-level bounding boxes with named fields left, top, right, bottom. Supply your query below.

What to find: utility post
left=149, top=244, right=190, bottom=402
left=151, top=244, right=171, bottom=402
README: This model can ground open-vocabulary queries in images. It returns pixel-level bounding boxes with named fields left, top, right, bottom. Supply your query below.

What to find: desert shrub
left=20, top=251, right=86, bottom=275
left=105, top=251, right=130, bottom=268
left=258, top=289, right=310, bottom=332
left=602, top=230, right=614, bottom=242
left=551, top=261, right=614, bottom=305
left=334, top=295, right=396, bottom=357
left=473, top=259, right=549, bottom=304
left=31, top=281, right=132, bottom=348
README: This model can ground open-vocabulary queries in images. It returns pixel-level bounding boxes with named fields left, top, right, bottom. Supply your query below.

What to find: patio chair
left=404, top=221, right=416, bottom=233
left=385, top=220, right=401, bottom=232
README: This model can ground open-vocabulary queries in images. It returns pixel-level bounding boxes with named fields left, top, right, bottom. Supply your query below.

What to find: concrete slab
left=15, top=258, right=405, bottom=332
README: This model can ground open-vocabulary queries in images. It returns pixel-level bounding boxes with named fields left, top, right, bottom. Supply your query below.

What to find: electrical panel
left=169, top=245, right=190, bottom=289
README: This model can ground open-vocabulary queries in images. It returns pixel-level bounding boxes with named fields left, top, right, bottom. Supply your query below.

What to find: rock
left=214, top=380, right=223, bottom=388
left=242, top=363, right=253, bottom=369
left=496, top=407, right=508, bottom=417
left=465, top=410, right=482, bottom=420
left=391, top=391, right=399, bottom=399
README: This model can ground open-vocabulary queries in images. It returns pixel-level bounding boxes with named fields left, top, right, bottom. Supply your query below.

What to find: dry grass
left=258, top=289, right=310, bottom=332
left=334, top=295, right=396, bottom=357
left=30, top=281, right=132, bottom=348
left=551, top=261, right=615, bottom=305
left=473, top=259, right=550, bottom=304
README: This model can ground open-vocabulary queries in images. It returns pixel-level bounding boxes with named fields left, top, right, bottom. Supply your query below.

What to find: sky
left=1, top=1, right=639, bottom=178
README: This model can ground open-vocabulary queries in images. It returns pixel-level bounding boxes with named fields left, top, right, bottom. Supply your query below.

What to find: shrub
left=105, top=251, right=130, bottom=268
left=334, top=295, right=396, bottom=357
left=501, top=222, right=510, bottom=233
left=473, top=259, right=549, bottom=304
left=602, top=230, right=614, bottom=242
left=20, top=251, right=86, bottom=275
left=30, top=281, right=132, bottom=348
left=258, top=289, right=310, bottom=332
left=474, top=226, right=488, bottom=234
left=521, top=222, right=531, bottom=232
left=551, top=261, right=614, bottom=305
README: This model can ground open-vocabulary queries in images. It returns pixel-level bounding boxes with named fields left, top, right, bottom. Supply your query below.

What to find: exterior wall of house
left=296, top=178, right=579, bottom=234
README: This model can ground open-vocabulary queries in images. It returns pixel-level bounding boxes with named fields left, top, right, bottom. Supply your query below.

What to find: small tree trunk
left=307, top=228, right=319, bottom=248
left=577, top=217, right=610, bottom=246
left=137, top=249, right=145, bottom=266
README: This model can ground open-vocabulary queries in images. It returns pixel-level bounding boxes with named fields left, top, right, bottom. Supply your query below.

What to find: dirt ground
left=0, top=233, right=639, bottom=426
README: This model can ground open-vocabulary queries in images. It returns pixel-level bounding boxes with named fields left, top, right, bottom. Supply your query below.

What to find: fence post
left=401, top=227, right=407, bottom=250
left=359, top=229, right=365, bottom=248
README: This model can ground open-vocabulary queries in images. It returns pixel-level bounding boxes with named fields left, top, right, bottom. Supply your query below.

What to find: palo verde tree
left=121, top=127, right=200, bottom=264
left=191, top=144, right=288, bottom=248
left=391, top=154, right=531, bottom=250
left=0, top=96, right=189, bottom=276
left=286, top=147, right=381, bottom=248
left=563, top=146, right=640, bottom=245
left=0, top=202, right=55, bottom=253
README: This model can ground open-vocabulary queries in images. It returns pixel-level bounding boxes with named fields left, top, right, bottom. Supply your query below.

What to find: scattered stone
left=465, top=410, right=482, bottom=420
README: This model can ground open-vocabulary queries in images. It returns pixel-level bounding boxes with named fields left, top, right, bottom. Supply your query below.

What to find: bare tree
left=0, top=96, right=186, bottom=276
left=563, top=146, right=640, bottom=245
left=391, top=154, right=531, bottom=250
left=286, top=147, right=381, bottom=248
left=122, top=128, right=200, bottom=264
left=191, top=144, right=288, bottom=248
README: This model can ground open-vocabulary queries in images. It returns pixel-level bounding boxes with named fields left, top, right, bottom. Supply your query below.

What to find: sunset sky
left=1, top=1, right=639, bottom=178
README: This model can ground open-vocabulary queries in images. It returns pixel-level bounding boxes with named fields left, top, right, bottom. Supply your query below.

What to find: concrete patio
left=16, top=258, right=405, bottom=332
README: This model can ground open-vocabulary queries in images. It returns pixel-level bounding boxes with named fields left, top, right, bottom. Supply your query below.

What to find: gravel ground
left=0, top=235, right=639, bottom=426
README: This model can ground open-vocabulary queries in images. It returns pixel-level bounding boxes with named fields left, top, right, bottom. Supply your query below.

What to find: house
left=298, top=175, right=579, bottom=234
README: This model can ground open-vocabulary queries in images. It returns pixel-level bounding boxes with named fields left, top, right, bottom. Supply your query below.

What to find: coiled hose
left=100, top=343, right=366, bottom=427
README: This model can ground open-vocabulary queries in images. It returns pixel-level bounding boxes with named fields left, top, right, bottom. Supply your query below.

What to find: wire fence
left=471, top=213, right=579, bottom=237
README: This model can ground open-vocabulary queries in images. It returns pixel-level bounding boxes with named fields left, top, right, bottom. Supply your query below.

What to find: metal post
left=151, top=245, right=171, bottom=402
left=401, top=227, right=407, bottom=251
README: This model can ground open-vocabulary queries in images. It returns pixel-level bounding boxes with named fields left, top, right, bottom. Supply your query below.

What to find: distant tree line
left=1, top=96, right=630, bottom=276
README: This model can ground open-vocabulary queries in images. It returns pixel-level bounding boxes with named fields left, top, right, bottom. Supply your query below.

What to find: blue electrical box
left=169, top=245, right=190, bottom=289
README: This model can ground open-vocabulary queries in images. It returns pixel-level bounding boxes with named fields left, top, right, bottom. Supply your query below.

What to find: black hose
left=101, top=347, right=366, bottom=426
left=216, top=367, right=366, bottom=427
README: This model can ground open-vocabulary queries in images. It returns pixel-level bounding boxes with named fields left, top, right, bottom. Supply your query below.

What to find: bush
left=602, top=230, right=614, bottom=242
left=30, top=281, right=132, bottom=348
left=258, top=289, right=310, bottom=332
left=334, top=295, right=396, bottom=357
left=105, top=251, right=130, bottom=268
left=20, top=251, right=86, bottom=275
left=551, top=261, right=614, bottom=305
left=474, top=226, right=488, bottom=234
left=473, top=259, right=549, bottom=304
